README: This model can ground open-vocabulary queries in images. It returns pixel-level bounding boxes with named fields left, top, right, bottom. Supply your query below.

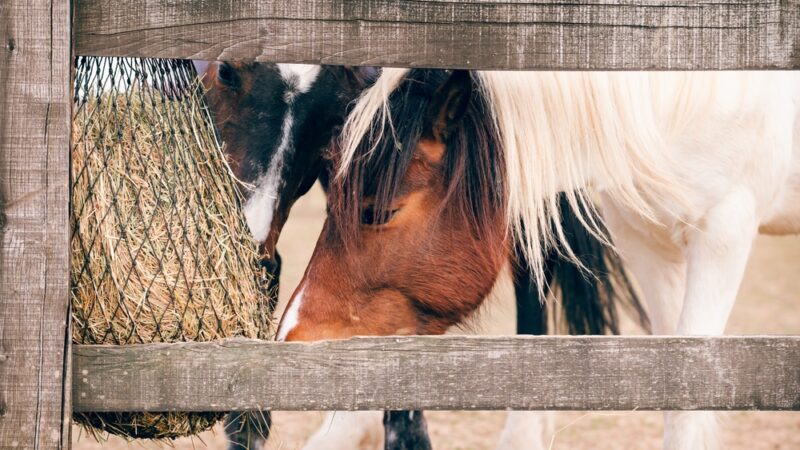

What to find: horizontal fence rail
left=73, top=0, right=800, bottom=70
left=73, top=336, right=800, bottom=412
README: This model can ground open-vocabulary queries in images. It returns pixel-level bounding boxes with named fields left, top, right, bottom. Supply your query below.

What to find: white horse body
left=648, top=72, right=799, bottom=237
left=564, top=71, right=800, bottom=333
left=596, top=72, right=799, bottom=450
left=476, top=71, right=800, bottom=283
left=573, top=71, right=797, bottom=449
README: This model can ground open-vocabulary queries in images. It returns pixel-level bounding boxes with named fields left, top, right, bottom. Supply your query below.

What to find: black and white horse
left=198, top=61, right=644, bottom=450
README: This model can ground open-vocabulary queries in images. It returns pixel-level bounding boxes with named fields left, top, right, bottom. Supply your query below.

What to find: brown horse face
left=203, top=61, right=369, bottom=260
left=278, top=70, right=509, bottom=341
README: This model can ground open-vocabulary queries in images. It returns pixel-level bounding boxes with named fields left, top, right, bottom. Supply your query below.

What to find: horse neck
left=492, top=72, right=701, bottom=200
left=476, top=71, right=691, bottom=286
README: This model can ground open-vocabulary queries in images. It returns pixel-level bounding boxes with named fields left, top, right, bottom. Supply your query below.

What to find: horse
left=200, top=60, right=390, bottom=450
left=277, top=68, right=800, bottom=450
left=201, top=62, right=646, bottom=449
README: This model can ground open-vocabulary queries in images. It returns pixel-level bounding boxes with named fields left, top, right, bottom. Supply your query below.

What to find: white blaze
left=277, top=285, right=305, bottom=341
left=243, top=111, right=294, bottom=243
left=242, top=64, right=322, bottom=244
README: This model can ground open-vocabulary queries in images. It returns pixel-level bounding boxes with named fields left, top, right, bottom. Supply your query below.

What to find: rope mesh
left=71, top=56, right=275, bottom=439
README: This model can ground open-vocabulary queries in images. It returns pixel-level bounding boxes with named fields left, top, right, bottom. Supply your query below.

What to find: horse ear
left=426, top=70, right=472, bottom=140
left=212, top=61, right=241, bottom=91
left=328, top=65, right=378, bottom=91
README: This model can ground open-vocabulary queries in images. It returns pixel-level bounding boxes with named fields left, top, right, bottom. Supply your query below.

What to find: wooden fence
left=1, top=1, right=799, bottom=448
left=73, top=336, right=800, bottom=412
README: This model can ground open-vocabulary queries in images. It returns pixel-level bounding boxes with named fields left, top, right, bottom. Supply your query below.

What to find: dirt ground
left=73, top=184, right=800, bottom=450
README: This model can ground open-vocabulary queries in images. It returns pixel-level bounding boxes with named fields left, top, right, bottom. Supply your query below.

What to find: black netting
left=71, top=56, right=275, bottom=439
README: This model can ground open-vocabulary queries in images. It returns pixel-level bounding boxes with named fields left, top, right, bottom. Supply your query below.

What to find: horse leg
left=302, top=411, right=384, bottom=450
left=384, top=411, right=432, bottom=450
left=677, top=189, right=757, bottom=335
left=498, top=193, right=648, bottom=450
left=224, top=252, right=283, bottom=450
left=496, top=247, right=553, bottom=450
left=497, top=411, right=553, bottom=450
left=663, top=189, right=758, bottom=450
left=606, top=188, right=758, bottom=450
left=603, top=199, right=705, bottom=450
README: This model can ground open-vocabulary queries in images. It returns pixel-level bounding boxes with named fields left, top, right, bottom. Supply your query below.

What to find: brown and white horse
left=202, top=63, right=644, bottom=450
left=279, top=68, right=800, bottom=450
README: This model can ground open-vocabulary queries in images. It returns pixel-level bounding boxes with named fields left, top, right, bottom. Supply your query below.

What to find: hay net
left=71, top=56, right=275, bottom=441
left=71, top=56, right=275, bottom=347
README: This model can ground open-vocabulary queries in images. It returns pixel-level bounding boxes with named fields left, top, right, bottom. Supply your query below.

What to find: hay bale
left=70, top=57, right=275, bottom=440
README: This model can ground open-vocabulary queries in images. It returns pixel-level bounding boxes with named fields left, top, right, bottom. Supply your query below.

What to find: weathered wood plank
left=72, top=0, right=800, bottom=70
left=0, top=0, right=72, bottom=448
left=73, top=336, right=800, bottom=412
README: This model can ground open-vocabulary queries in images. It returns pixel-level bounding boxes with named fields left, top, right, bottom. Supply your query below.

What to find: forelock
left=330, top=69, right=505, bottom=249
left=277, top=64, right=322, bottom=97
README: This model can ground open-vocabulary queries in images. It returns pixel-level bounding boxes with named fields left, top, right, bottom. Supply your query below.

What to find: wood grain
left=72, top=0, right=800, bottom=70
left=0, top=0, right=72, bottom=448
left=72, top=336, right=800, bottom=412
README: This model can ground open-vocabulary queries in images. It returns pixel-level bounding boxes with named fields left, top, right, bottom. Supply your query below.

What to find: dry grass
left=70, top=62, right=274, bottom=440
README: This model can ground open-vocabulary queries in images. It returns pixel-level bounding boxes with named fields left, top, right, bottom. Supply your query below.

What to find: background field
left=73, top=183, right=800, bottom=450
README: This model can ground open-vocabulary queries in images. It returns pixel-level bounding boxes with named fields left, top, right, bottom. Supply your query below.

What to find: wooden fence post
left=0, top=0, right=72, bottom=448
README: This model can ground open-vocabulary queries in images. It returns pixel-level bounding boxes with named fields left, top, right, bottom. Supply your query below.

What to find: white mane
left=339, top=68, right=410, bottom=172
left=338, top=70, right=752, bottom=285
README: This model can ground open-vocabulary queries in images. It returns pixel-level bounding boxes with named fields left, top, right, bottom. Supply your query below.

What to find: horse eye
left=361, top=206, right=399, bottom=226
left=217, top=63, right=240, bottom=89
